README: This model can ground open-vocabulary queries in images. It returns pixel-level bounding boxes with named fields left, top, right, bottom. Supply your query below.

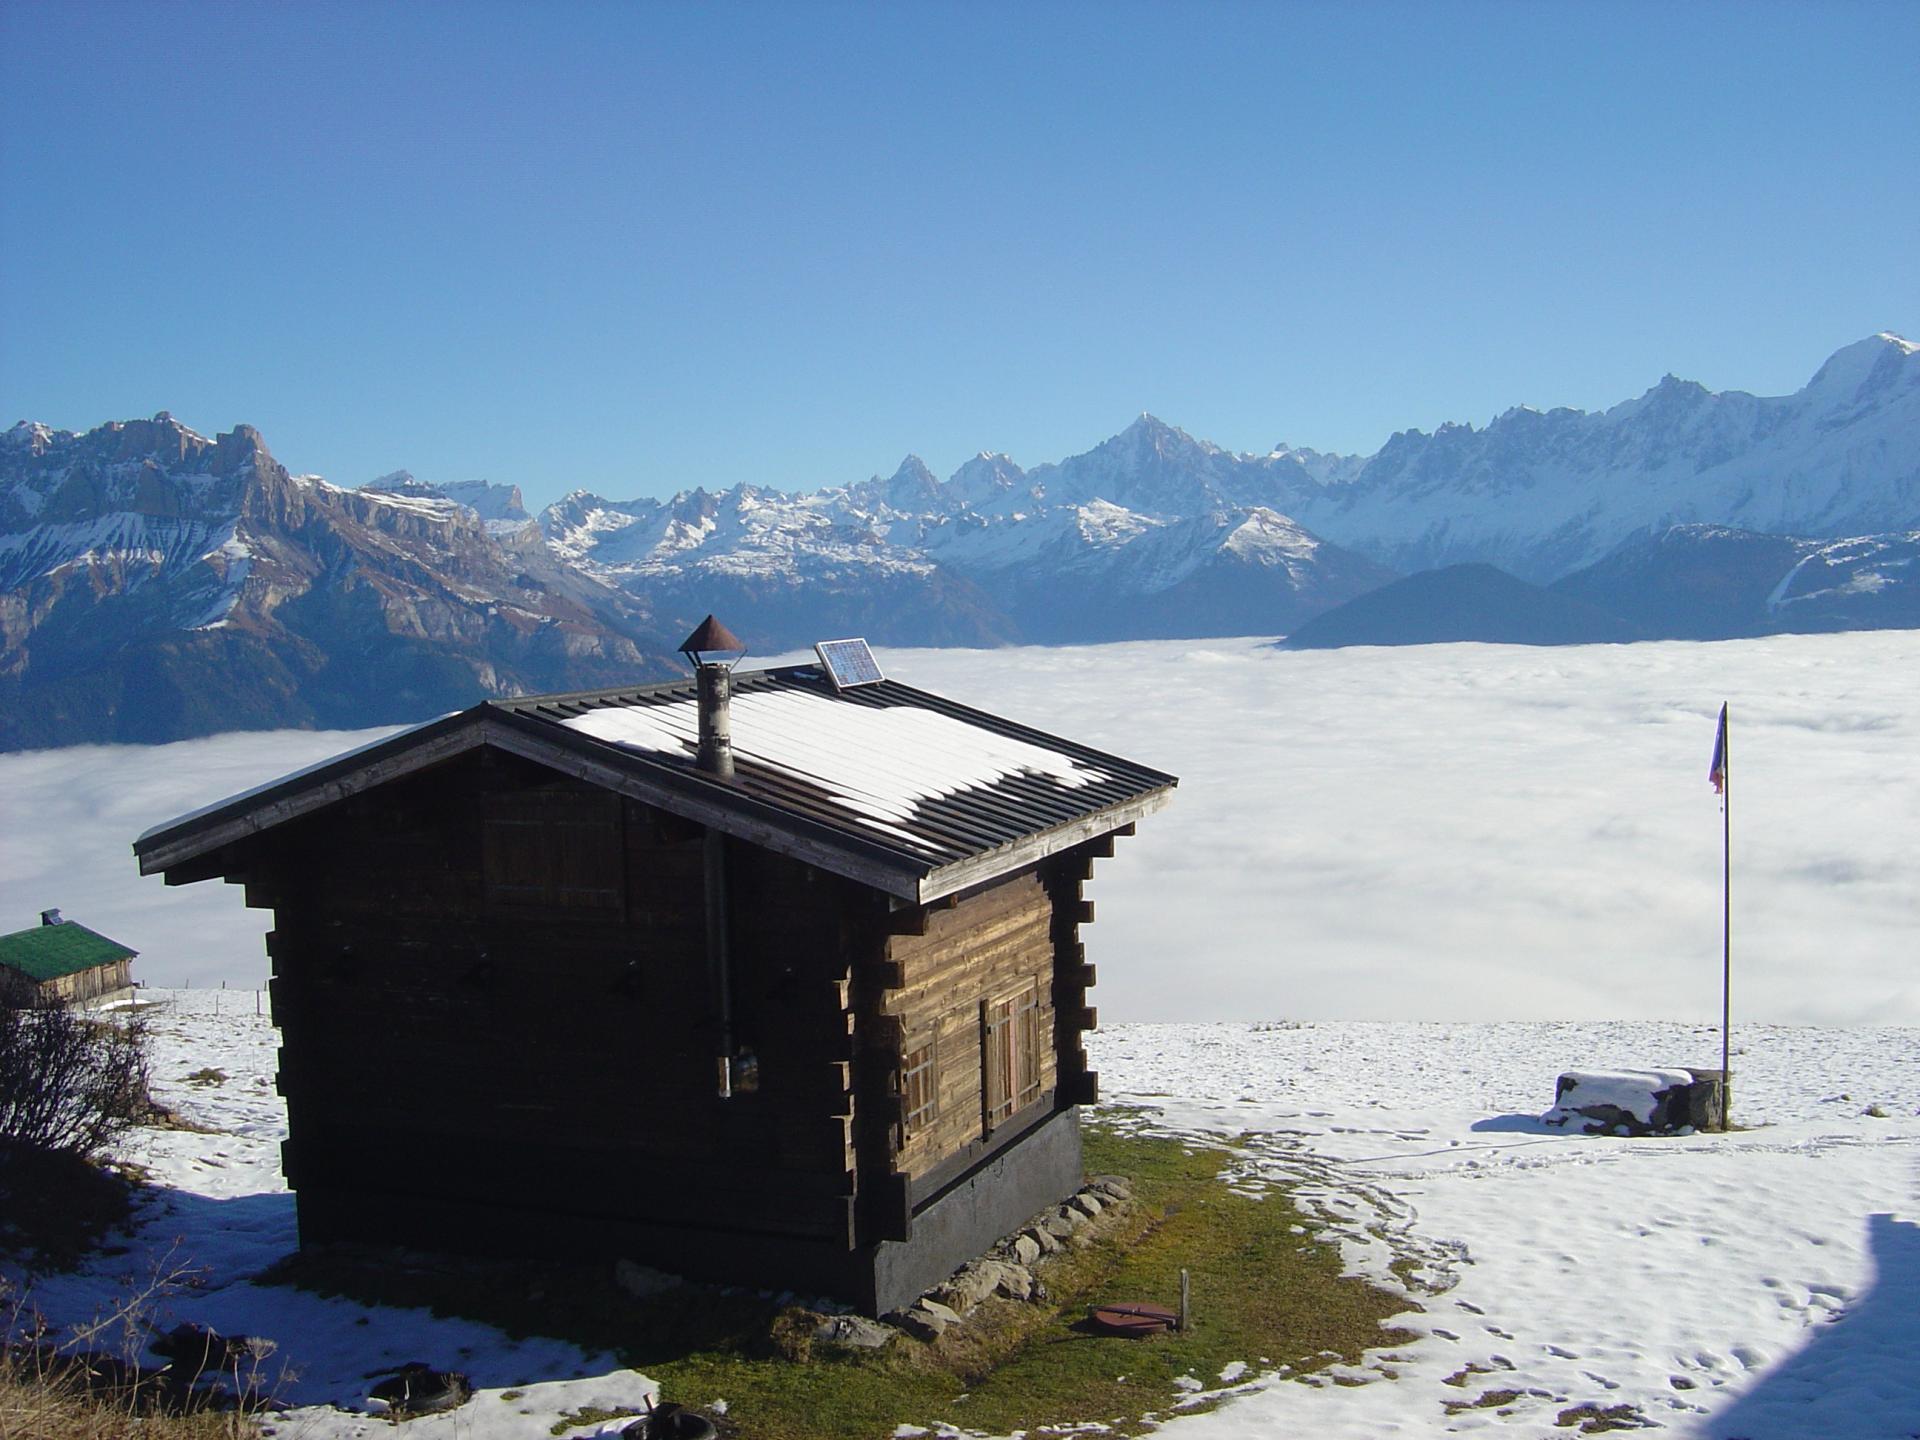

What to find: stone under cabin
left=133, top=623, right=1176, bottom=1315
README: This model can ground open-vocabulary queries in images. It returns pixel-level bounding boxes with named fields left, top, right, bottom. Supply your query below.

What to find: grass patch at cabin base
left=263, top=1119, right=1411, bottom=1438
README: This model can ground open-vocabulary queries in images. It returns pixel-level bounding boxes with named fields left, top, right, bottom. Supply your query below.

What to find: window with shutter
left=982, top=983, right=1043, bottom=1134
left=901, top=1039, right=938, bottom=1139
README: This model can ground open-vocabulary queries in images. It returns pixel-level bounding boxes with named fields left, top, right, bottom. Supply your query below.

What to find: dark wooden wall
left=254, top=749, right=874, bottom=1255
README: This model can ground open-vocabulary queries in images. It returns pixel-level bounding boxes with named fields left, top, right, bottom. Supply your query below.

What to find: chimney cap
left=679, top=615, right=746, bottom=667
left=40, top=908, right=63, bottom=926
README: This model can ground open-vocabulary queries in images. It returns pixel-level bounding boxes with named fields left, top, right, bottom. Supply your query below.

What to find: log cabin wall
left=36, top=958, right=132, bottom=1005
left=879, top=869, right=1061, bottom=1183
left=850, top=850, right=1104, bottom=1314
left=255, top=749, right=871, bottom=1275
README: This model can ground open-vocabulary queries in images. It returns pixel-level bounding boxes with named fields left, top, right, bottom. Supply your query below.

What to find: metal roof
left=136, top=663, right=1176, bottom=903
left=0, top=922, right=137, bottom=984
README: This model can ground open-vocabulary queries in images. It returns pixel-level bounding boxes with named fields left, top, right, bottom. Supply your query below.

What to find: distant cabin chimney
left=40, top=908, right=63, bottom=926
left=678, top=615, right=746, bottom=781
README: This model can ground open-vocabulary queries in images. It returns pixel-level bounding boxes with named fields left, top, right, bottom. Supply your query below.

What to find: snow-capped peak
left=1803, top=331, right=1919, bottom=405
left=946, top=451, right=1029, bottom=509
left=890, top=454, right=938, bottom=486
left=3, top=421, right=58, bottom=450
left=146, top=411, right=212, bottom=445
left=1120, top=412, right=1215, bottom=454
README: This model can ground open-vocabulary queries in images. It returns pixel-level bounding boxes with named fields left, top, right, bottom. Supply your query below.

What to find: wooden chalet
left=0, top=911, right=138, bottom=1006
left=133, top=625, right=1175, bottom=1315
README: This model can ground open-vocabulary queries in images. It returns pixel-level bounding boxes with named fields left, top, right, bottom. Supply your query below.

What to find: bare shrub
left=0, top=995, right=152, bottom=1158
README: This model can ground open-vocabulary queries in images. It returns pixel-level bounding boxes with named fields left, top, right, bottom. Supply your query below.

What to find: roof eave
left=134, top=707, right=495, bottom=876
left=914, top=783, right=1176, bottom=905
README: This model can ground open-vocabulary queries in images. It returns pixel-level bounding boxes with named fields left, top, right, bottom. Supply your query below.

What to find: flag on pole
left=1708, top=703, right=1728, bottom=794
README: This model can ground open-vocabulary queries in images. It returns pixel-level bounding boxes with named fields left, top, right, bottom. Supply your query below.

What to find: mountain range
left=0, top=417, right=673, bottom=748
left=3, top=332, right=1916, bottom=748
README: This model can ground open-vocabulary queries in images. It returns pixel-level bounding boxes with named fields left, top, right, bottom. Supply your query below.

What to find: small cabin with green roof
left=0, top=911, right=138, bottom=1005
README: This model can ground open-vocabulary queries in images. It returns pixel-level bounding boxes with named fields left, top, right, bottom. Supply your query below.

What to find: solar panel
left=815, top=637, right=884, bottom=691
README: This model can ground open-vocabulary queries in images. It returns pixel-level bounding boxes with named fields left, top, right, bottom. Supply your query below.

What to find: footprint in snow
left=1545, top=1345, right=1578, bottom=1359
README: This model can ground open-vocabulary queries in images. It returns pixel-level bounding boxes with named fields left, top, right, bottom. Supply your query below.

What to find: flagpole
left=1720, top=705, right=1731, bottom=1131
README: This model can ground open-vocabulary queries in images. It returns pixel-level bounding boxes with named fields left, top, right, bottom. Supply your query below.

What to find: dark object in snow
left=368, top=1362, right=471, bottom=1415
left=1544, top=1068, right=1727, bottom=1135
left=149, top=1321, right=255, bottom=1381
left=1089, top=1301, right=1179, bottom=1337
left=624, top=1399, right=719, bottom=1440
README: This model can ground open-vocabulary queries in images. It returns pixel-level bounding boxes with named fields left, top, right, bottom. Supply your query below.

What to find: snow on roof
left=562, top=685, right=1109, bottom=849
left=135, top=664, right=1175, bottom=901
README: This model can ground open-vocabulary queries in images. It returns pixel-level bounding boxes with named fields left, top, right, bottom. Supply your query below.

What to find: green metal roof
left=0, top=922, right=137, bottom=983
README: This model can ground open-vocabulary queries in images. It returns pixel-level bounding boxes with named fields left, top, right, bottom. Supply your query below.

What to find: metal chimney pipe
left=695, top=662, right=735, bottom=780
left=678, top=613, right=744, bottom=784
left=675, top=614, right=748, bottom=1098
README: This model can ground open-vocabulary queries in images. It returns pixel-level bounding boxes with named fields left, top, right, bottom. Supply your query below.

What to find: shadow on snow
left=1705, top=1212, right=1920, bottom=1440
left=3, top=1185, right=616, bottom=1411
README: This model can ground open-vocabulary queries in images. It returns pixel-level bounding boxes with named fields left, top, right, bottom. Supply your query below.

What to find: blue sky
left=3, top=0, right=1915, bottom=508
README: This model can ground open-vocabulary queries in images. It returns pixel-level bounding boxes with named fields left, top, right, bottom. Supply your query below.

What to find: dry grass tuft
left=0, top=1348, right=261, bottom=1439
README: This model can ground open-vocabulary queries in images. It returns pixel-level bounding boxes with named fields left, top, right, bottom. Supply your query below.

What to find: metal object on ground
left=368, top=1363, right=471, bottom=1415
left=624, top=1400, right=719, bottom=1439
left=1089, top=1301, right=1179, bottom=1337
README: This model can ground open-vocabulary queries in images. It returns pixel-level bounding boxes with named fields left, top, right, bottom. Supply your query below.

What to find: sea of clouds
left=3, top=631, right=1912, bottom=1026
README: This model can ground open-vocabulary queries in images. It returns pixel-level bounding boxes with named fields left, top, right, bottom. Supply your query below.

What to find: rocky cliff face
left=0, top=416, right=675, bottom=748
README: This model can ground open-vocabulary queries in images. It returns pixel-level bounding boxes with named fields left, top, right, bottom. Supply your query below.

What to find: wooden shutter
left=982, top=983, right=1042, bottom=1134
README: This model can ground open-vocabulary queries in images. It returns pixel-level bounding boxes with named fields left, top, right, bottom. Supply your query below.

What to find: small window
left=982, top=984, right=1044, bottom=1133
left=901, top=1039, right=938, bottom=1139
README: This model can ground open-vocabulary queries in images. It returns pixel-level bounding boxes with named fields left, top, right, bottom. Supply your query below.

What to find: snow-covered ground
left=3, top=630, right=1917, bottom=1026
left=7, top=994, right=1914, bottom=1437
left=1097, top=1019, right=1920, bottom=1439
